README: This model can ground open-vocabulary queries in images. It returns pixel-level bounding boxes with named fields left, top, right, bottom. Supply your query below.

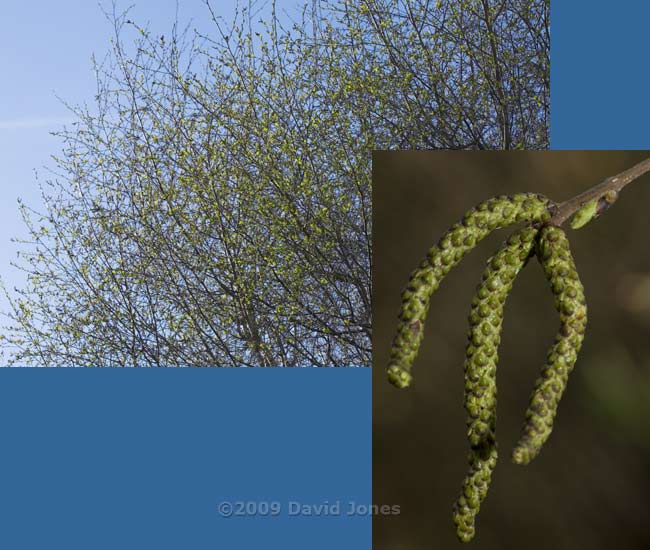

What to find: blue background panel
left=552, top=1, right=650, bottom=149
left=0, top=369, right=371, bottom=550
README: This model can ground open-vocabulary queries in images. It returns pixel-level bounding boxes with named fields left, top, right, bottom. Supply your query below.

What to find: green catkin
left=453, top=440, right=498, bottom=543
left=464, top=226, right=539, bottom=447
left=512, top=225, right=587, bottom=465
left=452, top=226, right=538, bottom=543
left=387, top=193, right=554, bottom=389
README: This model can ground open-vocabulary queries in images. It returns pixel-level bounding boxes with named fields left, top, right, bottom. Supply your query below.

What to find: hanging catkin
left=388, top=194, right=554, bottom=388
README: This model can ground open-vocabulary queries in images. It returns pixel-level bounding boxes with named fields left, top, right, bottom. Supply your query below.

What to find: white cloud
left=0, top=116, right=77, bottom=130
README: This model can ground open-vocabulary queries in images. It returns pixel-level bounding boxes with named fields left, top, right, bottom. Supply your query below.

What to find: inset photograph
left=373, top=151, right=650, bottom=548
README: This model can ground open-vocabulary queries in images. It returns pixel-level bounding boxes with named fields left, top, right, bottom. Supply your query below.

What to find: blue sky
left=0, top=0, right=301, bottom=333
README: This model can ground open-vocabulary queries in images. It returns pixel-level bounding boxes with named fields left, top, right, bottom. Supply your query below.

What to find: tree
left=1, top=0, right=549, bottom=367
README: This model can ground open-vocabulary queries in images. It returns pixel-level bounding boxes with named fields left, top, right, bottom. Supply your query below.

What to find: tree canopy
left=1, top=0, right=549, bottom=366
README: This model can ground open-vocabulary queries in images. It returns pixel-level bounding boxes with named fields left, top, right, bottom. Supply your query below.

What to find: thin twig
left=550, top=157, right=650, bottom=227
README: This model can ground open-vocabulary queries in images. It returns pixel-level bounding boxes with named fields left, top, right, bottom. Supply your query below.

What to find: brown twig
left=550, top=157, right=650, bottom=227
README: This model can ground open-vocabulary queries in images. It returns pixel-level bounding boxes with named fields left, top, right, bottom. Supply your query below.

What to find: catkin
left=464, top=226, right=539, bottom=447
left=512, top=225, right=587, bottom=465
left=387, top=193, right=554, bottom=388
left=452, top=226, right=538, bottom=543
left=453, top=439, right=498, bottom=543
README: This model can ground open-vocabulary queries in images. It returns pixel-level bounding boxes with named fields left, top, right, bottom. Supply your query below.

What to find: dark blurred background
left=373, top=151, right=650, bottom=550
